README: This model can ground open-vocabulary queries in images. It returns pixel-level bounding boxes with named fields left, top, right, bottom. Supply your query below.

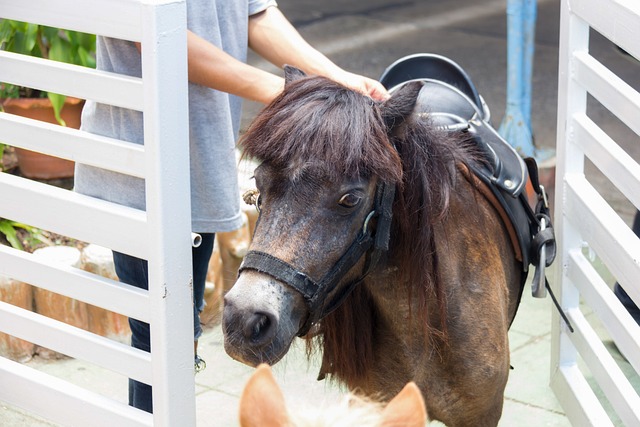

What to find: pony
left=239, top=364, right=427, bottom=427
left=223, top=66, right=524, bottom=426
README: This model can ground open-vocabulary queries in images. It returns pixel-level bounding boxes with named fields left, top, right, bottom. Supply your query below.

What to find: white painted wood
left=0, top=356, right=152, bottom=427
left=0, top=301, right=152, bottom=384
left=0, top=51, right=144, bottom=111
left=551, top=363, right=614, bottom=427
left=0, top=244, right=150, bottom=322
left=564, top=175, right=640, bottom=307
left=0, top=112, right=146, bottom=178
left=572, top=52, right=640, bottom=137
left=568, top=250, right=640, bottom=374
left=572, top=113, right=640, bottom=210
left=139, top=1, right=195, bottom=424
left=551, top=6, right=589, bottom=419
left=0, top=0, right=193, bottom=425
left=0, top=0, right=143, bottom=41
left=553, top=0, right=640, bottom=424
left=569, top=0, right=640, bottom=60
left=0, top=173, right=149, bottom=259
left=566, top=307, right=640, bottom=425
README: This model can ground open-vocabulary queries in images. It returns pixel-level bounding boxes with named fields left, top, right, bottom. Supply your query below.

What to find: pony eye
left=338, top=193, right=361, bottom=208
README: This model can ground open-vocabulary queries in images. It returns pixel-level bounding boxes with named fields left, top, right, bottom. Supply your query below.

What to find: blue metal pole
left=522, top=0, right=537, bottom=128
left=499, top=0, right=557, bottom=163
left=499, top=0, right=536, bottom=157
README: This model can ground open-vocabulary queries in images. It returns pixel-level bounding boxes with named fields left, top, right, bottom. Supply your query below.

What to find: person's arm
left=185, top=31, right=284, bottom=104
left=248, top=6, right=388, bottom=101
left=136, top=35, right=283, bottom=104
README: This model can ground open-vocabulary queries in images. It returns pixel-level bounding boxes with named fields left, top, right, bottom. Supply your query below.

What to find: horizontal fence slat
left=0, top=112, right=146, bottom=178
left=0, top=0, right=142, bottom=41
left=573, top=51, right=640, bottom=136
left=567, top=249, right=640, bottom=373
left=0, top=356, right=152, bottom=427
left=0, top=244, right=150, bottom=322
left=551, top=363, right=613, bottom=427
left=0, top=51, right=144, bottom=112
left=569, top=0, right=640, bottom=61
left=0, top=301, right=152, bottom=384
left=0, top=173, right=149, bottom=259
left=566, top=307, right=640, bottom=425
left=564, top=175, right=640, bottom=307
left=572, top=113, right=640, bottom=209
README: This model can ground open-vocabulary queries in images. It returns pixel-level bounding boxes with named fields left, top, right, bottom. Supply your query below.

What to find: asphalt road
left=244, top=0, right=640, bottom=222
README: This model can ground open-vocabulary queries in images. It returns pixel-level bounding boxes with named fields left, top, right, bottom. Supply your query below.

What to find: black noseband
left=238, top=181, right=396, bottom=337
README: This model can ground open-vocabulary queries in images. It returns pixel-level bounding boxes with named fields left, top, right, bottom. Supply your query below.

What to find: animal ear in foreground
left=239, top=364, right=428, bottom=427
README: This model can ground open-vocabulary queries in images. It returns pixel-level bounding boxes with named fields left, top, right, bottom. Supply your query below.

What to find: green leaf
left=24, top=23, right=39, bottom=52
left=0, top=143, right=6, bottom=171
left=47, top=92, right=67, bottom=126
left=0, top=82, right=20, bottom=99
left=76, top=46, right=96, bottom=68
left=0, top=220, right=24, bottom=250
left=48, top=35, right=72, bottom=64
left=0, top=20, right=14, bottom=45
left=12, top=31, right=28, bottom=54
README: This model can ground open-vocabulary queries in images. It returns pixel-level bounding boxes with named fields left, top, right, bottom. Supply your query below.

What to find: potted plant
left=0, top=19, right=96, bottom=179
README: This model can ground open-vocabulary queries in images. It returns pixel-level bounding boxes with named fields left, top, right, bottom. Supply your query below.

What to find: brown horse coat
left=223, top=68, right=524, bottom=427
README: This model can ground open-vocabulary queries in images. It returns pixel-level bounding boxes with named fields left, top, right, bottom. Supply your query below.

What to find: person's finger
left=367, top=80, right=390, bottom=101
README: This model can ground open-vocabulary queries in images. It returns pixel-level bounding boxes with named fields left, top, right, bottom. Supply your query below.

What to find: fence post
left=140, top=0, right=195, bottom=424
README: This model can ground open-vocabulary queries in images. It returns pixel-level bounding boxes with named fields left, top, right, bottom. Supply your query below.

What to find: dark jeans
left=614, top=212, right=640, bottom=325
left=113, top=233, right=215, bottom=413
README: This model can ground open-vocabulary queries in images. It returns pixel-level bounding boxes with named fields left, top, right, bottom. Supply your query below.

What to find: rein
left=240, top=181, right=395, bottom=337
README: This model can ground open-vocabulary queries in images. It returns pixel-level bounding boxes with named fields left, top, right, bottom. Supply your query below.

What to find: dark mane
left=240, top=76, right=488, bottom=386
left=240, top=76, right=403, bottom=183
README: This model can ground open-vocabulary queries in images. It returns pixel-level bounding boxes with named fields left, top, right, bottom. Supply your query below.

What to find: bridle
left=239, top=181, right=396, bottom=337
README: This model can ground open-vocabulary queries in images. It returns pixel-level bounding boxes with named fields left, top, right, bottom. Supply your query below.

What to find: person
left=74, top=0, right=388, bottom=413
left=614, top=211, right=640, bottom=325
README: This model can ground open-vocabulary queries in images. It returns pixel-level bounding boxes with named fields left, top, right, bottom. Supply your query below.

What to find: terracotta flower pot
left=1, top=97, right=84, bottom=179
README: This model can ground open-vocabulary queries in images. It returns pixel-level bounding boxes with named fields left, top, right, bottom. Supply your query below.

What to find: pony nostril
left=244, top=312, right=277, bottom=345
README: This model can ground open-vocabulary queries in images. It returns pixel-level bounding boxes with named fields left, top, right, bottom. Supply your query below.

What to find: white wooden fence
left=552, top=0, right=640, bottom=425
left=0, top=0, right=194, bottom=425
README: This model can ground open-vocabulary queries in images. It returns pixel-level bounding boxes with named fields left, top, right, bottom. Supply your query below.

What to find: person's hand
left=334, top=71, right=390, bottom=101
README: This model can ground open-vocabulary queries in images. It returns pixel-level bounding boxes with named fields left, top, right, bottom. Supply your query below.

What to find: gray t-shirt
left=75, top=0, right=276, bottom=233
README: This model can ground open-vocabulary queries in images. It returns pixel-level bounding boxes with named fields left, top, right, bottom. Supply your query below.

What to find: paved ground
left=5, top=281, right=636, bottom=426
left=0, top=289, right=577, bottom=427
left=2, top=0, right=640, bottom=425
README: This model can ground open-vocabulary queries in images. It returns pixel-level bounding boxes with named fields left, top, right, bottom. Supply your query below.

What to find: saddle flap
left=410, top=79, right=528, bottom=197
left=468, top=120, right=528, bottom=197
left=415, top=79, right=481, bottom=128
left=382, top=54, right=528, bottom=197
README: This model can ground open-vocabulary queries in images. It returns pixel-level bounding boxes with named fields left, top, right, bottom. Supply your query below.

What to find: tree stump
left=32, top=246, right=89, bottom=359
left=81, top=244, right=130, bottom=342
left=202, top=212, right=252, bottom=327
left=0, top=275, right=36, bottom=362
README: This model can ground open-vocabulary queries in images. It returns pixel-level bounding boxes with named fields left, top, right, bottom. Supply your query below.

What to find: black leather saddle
left=379, top=54, right=555, bottom=274
left=380, top=53, right=527, bottom=197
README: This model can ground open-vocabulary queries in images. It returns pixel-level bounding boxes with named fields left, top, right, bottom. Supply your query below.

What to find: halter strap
left=239, top=181, right=396, bottom=337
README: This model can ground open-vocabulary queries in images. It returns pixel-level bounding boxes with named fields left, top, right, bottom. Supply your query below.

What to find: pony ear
left=380, top=81, right=423, bottom=131
left=284, top=65, right=307, bottom=86
left=239, top=364, right=290, bottom=427
left=379, top=382, right=428, bottom=427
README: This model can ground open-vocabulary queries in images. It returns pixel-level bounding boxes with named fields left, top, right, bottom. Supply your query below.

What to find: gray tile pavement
left=1, top=282, right=580, bottom=427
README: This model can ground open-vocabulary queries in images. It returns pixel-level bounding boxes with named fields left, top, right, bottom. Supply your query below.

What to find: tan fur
left=239, top=364, right=427, bottom=427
